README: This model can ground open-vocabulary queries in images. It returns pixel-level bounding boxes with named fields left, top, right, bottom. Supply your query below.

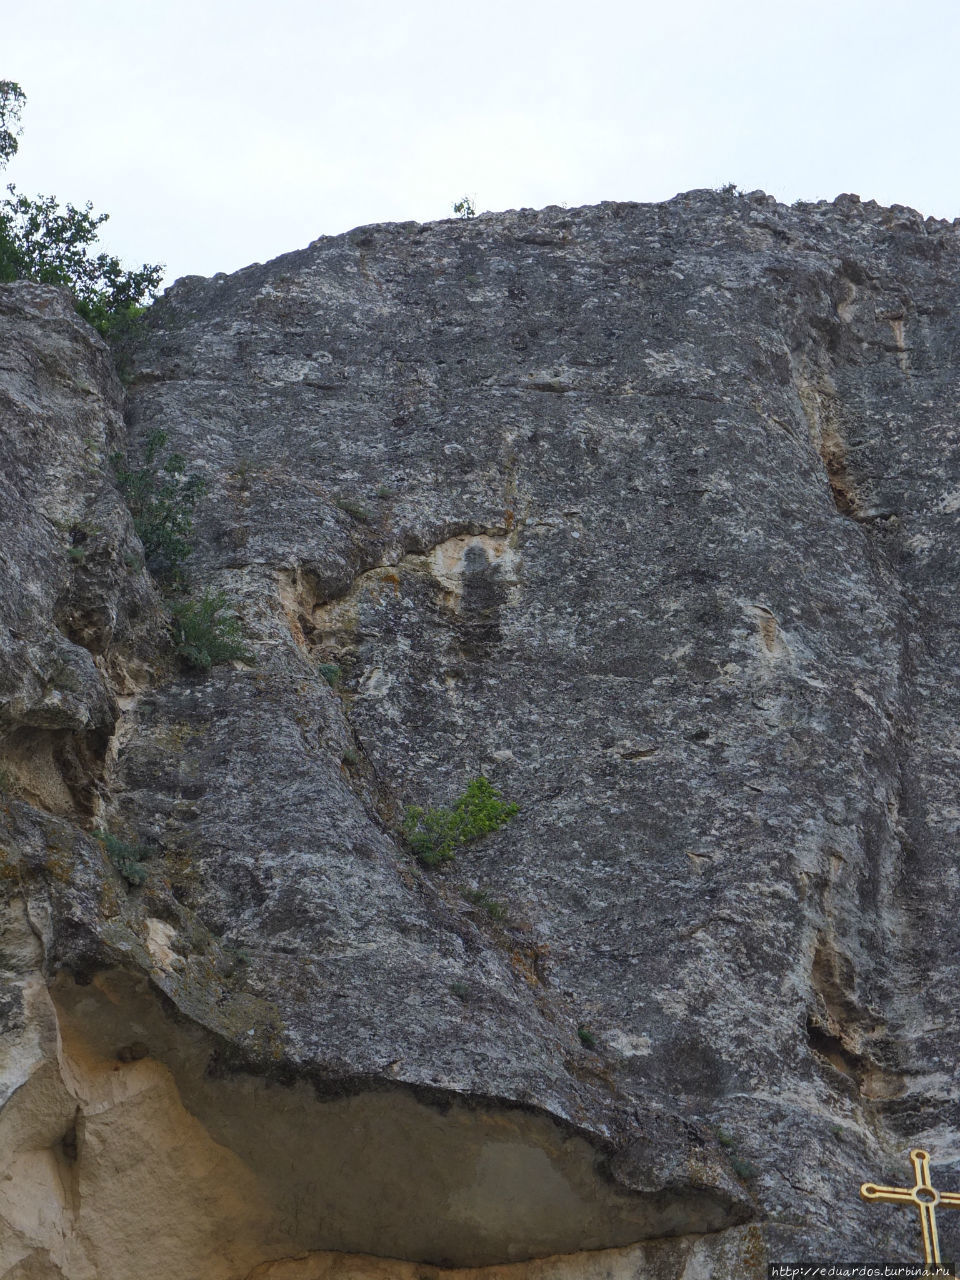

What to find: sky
left=5, top=0, right=960, bottom=289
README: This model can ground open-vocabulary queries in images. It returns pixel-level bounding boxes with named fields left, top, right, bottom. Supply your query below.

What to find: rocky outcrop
left=3, top=189, right=960, bottom=1277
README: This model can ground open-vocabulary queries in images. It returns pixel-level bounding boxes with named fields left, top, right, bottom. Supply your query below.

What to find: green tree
left=0, top=80, right=25, bottom=168
left=0, top=81, right=162, bottom=335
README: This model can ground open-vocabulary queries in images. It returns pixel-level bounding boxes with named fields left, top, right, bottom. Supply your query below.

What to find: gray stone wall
left=2, top=189, right=959, bottom=1277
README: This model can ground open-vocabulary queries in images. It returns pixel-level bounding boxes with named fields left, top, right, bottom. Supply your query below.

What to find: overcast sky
left=5, top=0, right=960, bottom=289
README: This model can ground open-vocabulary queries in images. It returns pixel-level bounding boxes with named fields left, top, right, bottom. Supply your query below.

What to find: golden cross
left=861, top=1148, right=960, bottom=1271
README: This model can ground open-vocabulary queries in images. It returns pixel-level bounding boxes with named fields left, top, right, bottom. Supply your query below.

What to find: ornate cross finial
left=861, top=1148, right=960, bottom=1271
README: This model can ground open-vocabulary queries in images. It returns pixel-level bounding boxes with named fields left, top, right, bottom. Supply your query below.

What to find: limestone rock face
left=3, top=190, right=960, bottom=1277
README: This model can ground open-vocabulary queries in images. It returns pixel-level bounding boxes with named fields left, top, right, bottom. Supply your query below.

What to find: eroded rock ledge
left=2, top=919, right=746, bottom=1277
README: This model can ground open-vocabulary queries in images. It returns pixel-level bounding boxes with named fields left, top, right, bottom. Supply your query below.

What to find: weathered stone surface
left=0, top=284, right=164, bottom=818
left=4, top=188, right=960, bottom=1276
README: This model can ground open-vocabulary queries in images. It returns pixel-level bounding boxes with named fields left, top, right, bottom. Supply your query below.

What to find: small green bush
left=95, top=829, right=151, bottom=887
left=577, top=1024, right=598, bottom=1051
left=113, top=434, right=252, bottom=677
left=113, top=429, right=207, bottom=585
left=453, top=195, right=476, bottom=219
left=171, top=590, right=252, bottom=670
left=318, top=662, right=341, bottom=687
left=402, top=776, right=518, bottom=866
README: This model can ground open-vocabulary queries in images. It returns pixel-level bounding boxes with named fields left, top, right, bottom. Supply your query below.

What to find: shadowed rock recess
left=2, top=188, right=960, bottom=1277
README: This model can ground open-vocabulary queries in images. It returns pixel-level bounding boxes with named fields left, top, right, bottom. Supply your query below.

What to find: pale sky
left=5, top=0, right=960, bottom=289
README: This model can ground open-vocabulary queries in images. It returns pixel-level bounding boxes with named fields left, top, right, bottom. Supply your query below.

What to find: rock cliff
left=3, top=188, right=960, bottom=1278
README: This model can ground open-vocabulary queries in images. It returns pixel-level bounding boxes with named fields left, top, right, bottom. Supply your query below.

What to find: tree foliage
left=0, top=81, right=163, bottom=334
left=0, top=80, right=25, bottom=168
left=112, top=429, right=208, bottom=586
left=170, top=590, right=253, bottom=671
